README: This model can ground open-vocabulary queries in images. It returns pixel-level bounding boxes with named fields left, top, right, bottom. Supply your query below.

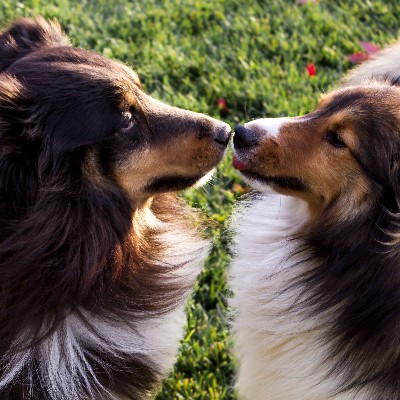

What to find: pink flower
left=359, top=41, right=381, bottom=56
left=348, top=41, right=381, bottom=64
left=348, top=52, right=368, bottom=64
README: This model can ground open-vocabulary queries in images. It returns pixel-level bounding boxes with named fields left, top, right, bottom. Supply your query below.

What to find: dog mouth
left=146, top=174, right=206, bottom=193
left=233, top=157, right=309, bottom=192
left=244, top=172, right=309, bottom=192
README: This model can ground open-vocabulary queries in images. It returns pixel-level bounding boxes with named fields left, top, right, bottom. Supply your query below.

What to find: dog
left=230, top=42, right=400, bottom=399
left=0, top=17, right=230, bottom=399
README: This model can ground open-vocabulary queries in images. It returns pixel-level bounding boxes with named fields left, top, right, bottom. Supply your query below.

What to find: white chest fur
left=0, top=213, right=209, bottom=400
left=229, top=194, right=358, bottom=400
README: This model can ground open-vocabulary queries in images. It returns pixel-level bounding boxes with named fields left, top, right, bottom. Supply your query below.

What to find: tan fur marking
left=115, top=135, right=222, bottom=203
left=246, top=111, right=372, bottom=217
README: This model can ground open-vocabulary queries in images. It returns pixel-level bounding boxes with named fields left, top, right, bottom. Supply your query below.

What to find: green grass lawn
left=1, top=0, right=400, bottom=398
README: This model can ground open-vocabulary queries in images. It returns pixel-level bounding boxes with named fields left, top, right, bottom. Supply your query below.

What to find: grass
left=1, top=0, right=400, bottom=398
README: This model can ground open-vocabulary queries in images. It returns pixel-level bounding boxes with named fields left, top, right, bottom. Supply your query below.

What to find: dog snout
left=214, top=123, right=232, bottom=147
left=233, top=125, right=258, bottom=149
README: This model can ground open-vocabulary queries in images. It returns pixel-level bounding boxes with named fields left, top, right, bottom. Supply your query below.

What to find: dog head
left=0, top=17, right=231, bottom=215
left=233, top=82, right=400, bottom=218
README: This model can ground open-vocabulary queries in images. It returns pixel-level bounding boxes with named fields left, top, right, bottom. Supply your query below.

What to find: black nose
left=233, top=125, right=258, bottom=149
left=214, top=125, right=231, bottom=147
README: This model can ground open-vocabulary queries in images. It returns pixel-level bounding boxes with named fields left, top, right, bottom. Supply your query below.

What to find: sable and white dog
left=230, top=43, right=400, bottom=399
left=0, top=17, right=230, bottom=399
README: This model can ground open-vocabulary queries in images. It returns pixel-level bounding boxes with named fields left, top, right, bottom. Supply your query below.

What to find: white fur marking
left=230, top=195, right=360, bottom=400
left=193, top=169, right=215, bottom=188
left=246, top=117, right=290, bottom=139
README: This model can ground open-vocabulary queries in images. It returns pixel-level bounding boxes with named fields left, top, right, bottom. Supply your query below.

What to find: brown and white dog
left=230, top=43, right=400, bottom=399
left=0, top=17, right=230, bottom=399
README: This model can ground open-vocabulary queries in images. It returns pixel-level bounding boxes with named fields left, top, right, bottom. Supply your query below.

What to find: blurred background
left=1, top=1, right=399, bottom=398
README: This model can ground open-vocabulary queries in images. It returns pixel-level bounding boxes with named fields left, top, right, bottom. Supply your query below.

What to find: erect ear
left=0, top=17, right=69, bottom=72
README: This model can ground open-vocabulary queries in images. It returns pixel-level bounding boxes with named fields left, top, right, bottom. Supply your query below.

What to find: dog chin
left=241, top=174, right=277, bottom=195
left=192, top=169, right=215, bottom=188
left=147, top=170, right=215, bottom=193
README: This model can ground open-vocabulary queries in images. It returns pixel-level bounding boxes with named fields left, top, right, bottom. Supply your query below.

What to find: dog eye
left=121, top=111, right=136, bottom=131
left=326, top=131, right=346, bottom=148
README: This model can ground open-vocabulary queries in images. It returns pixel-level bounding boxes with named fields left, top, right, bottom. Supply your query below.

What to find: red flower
left=217, top=98, right=229, bottom=116
left=306, top=63, right=316, bottom=77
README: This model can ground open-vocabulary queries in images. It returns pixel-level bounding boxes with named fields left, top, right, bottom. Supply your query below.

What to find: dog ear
left=0, top=17, right=69, bottom=72
left=0, top=73, right=26, bottom=136
left=0, top=74, right=38, bottom=215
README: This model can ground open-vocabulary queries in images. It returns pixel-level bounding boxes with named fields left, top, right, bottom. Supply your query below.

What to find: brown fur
left=232, top=45, right=400, bottom=398
left=0, top=17, right=230, bottom=399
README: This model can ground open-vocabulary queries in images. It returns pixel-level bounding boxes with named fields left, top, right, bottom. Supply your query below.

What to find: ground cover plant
left=1, top=1, right=400, bottom=398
